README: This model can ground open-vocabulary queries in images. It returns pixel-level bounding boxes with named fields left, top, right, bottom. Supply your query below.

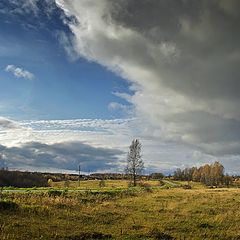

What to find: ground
left=1, top=180, right=240, bottom=240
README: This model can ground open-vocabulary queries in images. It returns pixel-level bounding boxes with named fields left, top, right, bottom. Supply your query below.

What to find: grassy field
left=51, top=179, right=165, bottom=189
left=1, top=180, right=240, bottom=240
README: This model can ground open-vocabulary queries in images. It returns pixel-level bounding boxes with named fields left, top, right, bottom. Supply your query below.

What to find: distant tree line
left=149, top=172, right=164, bottom=180
left=0, top=168, right=167, bottom=188
left=0, top=170, right=48, bottom=188
left=173, top=161, right=232, bottom=187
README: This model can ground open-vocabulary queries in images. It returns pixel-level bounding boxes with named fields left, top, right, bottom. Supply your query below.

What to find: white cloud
left=108, top=102, right=132, bottom=117
left=0, top=117, right=226, bottom=173
left=0, top=117, right=32, bottom=147
left=1, top=116, right=238, bottom=173
left=55, top=31, right=78, bottom=61
left=5, top=65, right=35, bottom=80
left=55, top=0, right=240, bottom=158
left=0, top=117, right=20, bottom=130
left=2, top=1, right=240, bottom=173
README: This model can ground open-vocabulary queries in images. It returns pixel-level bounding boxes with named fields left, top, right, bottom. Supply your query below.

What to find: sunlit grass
left=51, top=179, right=161, bottom=189
left=1, top=180, right=240, bottom=239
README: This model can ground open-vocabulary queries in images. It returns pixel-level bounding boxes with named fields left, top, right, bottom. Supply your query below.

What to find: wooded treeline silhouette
left=173, top=161, right=232, bottom=186
left=0, top=170, right=48, bottom=188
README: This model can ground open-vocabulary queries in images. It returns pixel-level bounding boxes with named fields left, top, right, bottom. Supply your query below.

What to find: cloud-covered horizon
left=0, top=117, right=130, bottom=173
left=0, top=140, right=123, bottom=173
left=1, top=116, right=240, bottom=174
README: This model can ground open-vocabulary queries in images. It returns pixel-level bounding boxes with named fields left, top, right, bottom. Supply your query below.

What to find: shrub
left=139, top=182, right=152, bottom=191
left=47, top=189, right=63, bottom=197
left=64, top=180, right=70, bottom=188
left=48, top=179, right=53, bottom=187
left=128, top=181, right=134, bottom=187
left=0, top=200, right=19, bottom=211
left=99, top=180, right=106, bottom=188
left=182, top=184, right=192, bottom=189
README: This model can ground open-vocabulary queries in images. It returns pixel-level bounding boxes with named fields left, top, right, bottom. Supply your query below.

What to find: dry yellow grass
left=51, top=179, right=161, bottom=189
left=1, top=180, right=240, bottom=239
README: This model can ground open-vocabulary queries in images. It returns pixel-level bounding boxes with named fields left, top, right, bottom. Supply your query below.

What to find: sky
left=0, top=0, right=240, bottom=174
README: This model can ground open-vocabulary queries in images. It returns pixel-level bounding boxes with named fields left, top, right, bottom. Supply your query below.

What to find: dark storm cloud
left=56, top=0, right=240, bottom=156
left=110, top=0, right=240, bottom=100
left=0, top=141, right=123, bottom=171
left=167, top=111, right=240, bottom=143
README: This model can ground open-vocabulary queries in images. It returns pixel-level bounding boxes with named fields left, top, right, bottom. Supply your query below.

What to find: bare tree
left=125, top=139, right=144, bottom=187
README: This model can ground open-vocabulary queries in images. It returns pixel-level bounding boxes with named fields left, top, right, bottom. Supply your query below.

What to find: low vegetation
left=1, top=179, right=240, bottom=239
left=1, top=158, right=239, bottom=239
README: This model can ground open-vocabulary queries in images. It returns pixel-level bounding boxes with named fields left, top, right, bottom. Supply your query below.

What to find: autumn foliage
left=173, top=161, right=232, bottom=187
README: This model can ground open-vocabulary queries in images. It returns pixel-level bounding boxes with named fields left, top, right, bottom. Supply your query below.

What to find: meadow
left=1, top=180, right=240, bottom=240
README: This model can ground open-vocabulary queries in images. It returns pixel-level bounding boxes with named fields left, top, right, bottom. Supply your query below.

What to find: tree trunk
left=133, top=173, right=136, bottom=186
